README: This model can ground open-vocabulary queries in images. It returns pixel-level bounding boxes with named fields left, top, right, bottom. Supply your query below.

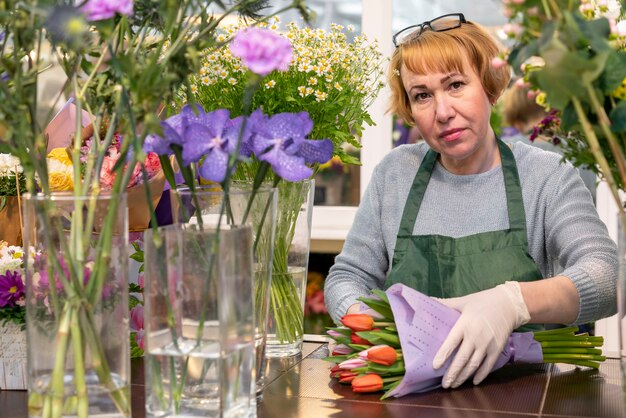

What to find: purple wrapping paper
left=384, top=283, right=543, bottom=398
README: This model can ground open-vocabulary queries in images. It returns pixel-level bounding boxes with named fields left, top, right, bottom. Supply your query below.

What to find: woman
left=324, top=14, right=616, bottom=390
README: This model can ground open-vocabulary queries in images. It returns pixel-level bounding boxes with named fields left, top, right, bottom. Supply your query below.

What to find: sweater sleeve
left=323, top=161, right=390, bottom=324
left=534, top=153, right=617, bottom=323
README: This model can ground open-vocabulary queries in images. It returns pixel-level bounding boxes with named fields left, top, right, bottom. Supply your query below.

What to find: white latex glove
left=432, top=281, right=531, bottom=389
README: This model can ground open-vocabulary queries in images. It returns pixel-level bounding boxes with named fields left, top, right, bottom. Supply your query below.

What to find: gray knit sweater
left=324, top=141, right=617, bottom=325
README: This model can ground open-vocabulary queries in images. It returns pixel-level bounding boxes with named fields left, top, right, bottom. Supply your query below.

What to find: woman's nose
left=435, top=95, right=455, bottom=122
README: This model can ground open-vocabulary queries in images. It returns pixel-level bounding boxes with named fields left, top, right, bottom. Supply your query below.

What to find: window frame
left=311, top=0, right=393, bottom=250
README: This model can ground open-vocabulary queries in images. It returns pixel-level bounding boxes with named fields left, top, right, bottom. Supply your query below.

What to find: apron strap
left=396, top=138, right=528, bottom=239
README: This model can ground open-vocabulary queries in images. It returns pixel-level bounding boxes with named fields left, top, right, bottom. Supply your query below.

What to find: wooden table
left=2, top=342, right=625, bottom=417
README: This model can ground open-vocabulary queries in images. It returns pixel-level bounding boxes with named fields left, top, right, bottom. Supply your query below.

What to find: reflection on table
left=2, top=341, right=624, bottom=418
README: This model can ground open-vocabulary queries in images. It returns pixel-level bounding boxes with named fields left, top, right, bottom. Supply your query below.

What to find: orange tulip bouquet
left=324, top=284, right=606, bottom=398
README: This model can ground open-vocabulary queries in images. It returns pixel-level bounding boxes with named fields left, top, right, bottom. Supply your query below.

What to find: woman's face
left=400, top=55, right=496, bottom=174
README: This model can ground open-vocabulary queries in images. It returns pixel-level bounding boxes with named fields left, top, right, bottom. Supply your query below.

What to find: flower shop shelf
left=2, top=340, right=624, bottom=417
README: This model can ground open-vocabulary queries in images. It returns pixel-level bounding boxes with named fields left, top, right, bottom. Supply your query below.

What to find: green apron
left=385, top=139, right=542, bottom=331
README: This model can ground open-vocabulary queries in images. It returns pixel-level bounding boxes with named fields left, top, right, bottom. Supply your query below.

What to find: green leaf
left=610, top=100, right=626, bottom=133
left=532, top=37, right=596, bottom=109
left=599, top=51, right=626, bottom=94
left=128, top=283, right=143, bottom=293
left=380, top=379, right=402, bottom=400
left=575, top=14, right=612, bottom=53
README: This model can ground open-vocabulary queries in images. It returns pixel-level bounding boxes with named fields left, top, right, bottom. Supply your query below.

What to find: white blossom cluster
left=0, top=153, right=23, bottom=178
left=187, top=17, right=384, bottom=106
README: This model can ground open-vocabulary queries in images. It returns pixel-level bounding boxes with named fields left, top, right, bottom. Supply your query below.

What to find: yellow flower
left=48, top=168, right=74, bottom=192
left=47, top=148, right=72, bottom=166
left=611, top=78, right=626, bottom=100
left=46, top=152, right=74, bottom=191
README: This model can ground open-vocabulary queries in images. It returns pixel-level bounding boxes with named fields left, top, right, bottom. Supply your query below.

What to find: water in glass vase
left=28, top=372, right=130, bottom=418
left=265, top=266, right=308, bottom=358
left=145, top=329, right=254, bottom=418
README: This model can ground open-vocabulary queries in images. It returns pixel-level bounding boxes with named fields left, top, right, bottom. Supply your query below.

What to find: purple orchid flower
left=183, top=108, right=234, bottom=182
left=252, top=112, right=333, bottom=181
left=80, top=0, right=134, bottom=21
left=225, top=109, right=265, bottom=159
left=0, top=270, right=25, bottom=308
left=230, top=27, right=293, bottom=76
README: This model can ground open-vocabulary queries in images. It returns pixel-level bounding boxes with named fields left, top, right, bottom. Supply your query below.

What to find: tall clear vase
left=23, top=192, right=130, bottom=418
left=170, top=184, right=277, bottom=395
left=143, top=224, right=256, bottom=418
left=265, top=179, right=314, bottom=358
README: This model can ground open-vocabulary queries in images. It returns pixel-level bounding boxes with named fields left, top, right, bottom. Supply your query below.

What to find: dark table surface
left=2, top=341, right=625, bottom=418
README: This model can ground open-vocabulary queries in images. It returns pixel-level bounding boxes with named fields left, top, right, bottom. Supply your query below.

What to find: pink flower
left=331, top=344, right=353, bottom=356
left=230, top=28, right=293, bottom=76
left=130, top=305, right=145, bottom=349
left=338, top=358, right=367, bottom=370
left=305, top=289, right=327, bottom=315
left=137, top=273, right=144, bottom=289
left=491, top=57, right=507, bottom=70
left=130, top=305, right=144, bottom=331
left=99, top=155, right=117, bottom=191
left=327, top=330, right=343, bottom=338
left=81, top=0, right=134, bottom=22
left=143, top=152, right=161, bottom=178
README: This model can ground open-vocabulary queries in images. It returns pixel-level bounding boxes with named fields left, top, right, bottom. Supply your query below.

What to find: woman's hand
left=432, top=281, right=531, bottom=388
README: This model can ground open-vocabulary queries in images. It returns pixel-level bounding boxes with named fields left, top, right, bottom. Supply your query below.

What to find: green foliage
left=0, top=173, right=26, bottom=196
left=0, top=305, right=26, bottom=329
left=506, top=1, right=626, bottom=203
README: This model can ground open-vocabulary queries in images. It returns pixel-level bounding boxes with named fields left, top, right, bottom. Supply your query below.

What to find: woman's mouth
left=439, top=129, right=463, bottom=142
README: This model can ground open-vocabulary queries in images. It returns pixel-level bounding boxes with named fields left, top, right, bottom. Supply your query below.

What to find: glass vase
left=265, top=179, right=314, bottom=358
left=23, top=192, right=130, bottom=418
left=143, top=224, right=255, bottom=418
left=170, top=184, right=277, bottom=395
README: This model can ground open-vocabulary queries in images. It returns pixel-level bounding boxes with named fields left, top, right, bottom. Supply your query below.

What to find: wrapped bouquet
left=325, top=284, right=605, bottom=398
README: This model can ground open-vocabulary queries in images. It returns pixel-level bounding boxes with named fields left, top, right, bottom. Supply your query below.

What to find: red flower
left=340, top=314, right=374, bottom=332
left=351, top=333, right=371, bottom=345
left=366, top=345, right=397, bottom=366
left=352, top=374, right=384, bottom=393
left=338, top=371, right=358, bottom=384
left=330, top=364, right=342, bottom=378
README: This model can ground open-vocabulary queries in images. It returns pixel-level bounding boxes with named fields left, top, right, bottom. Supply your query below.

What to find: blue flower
left=252, top=112, right=333, bottom=181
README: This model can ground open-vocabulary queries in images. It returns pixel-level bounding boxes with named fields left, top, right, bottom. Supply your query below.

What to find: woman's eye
left=414, top=92, right=429, bottom=102
left=450, top=81, right=464, bottom=90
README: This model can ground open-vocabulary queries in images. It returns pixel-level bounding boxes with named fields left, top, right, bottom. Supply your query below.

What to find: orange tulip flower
left=340, top=314, right=374, bottom=332
left=351, top=373, right=384, bottom=393
left=367, top=345, right=397, bottom=366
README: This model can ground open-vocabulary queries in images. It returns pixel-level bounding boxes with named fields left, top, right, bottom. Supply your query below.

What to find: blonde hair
left=388, top=19, right=510, bottom=125
left=502, top=85, right=547, bottom=134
